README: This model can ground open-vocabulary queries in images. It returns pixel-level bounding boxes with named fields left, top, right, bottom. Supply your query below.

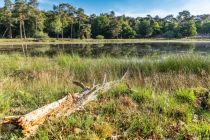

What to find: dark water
left=1, top=42, right=210, bottom=57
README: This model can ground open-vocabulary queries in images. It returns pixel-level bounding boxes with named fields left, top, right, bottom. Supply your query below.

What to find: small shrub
left=107, top=83, right=131, bottom=98
left=66, top=115, right=81, bottom=127
left=186, top=122, right=210, bottom=139
left=94, top=123, right=114, bottom=138
left=34, top=31, right=49, bottom=39
left=66, top=114, right=94, bottom=129
left=192, top=87, right=209, bottom=110
left=168, top=104, right=192, bottom=122
left=127, top=116, right=156, bottom=138
left=127, top=118, right=141, bottom=137
left=153, top=94, right=168, bottom=114
left=163, top=31, right=175, bottom=38
left=132, top=88, right=153, bottom=104
left=96, top=35, right=104, bottom=39
left=100, top=102, right=117, bottom=115
left=176, top=89, right=196, bottom=104
left=192, top=87, right=208, bottom=97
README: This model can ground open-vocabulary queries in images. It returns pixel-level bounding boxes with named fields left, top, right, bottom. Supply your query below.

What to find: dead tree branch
left=1, top=75, right=126, bottom=138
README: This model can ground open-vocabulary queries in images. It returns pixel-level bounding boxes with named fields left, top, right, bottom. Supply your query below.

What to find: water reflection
left=0, top=42, right=210, bottom=57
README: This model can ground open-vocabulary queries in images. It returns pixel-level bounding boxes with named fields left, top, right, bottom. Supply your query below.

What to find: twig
left=73, top=81, right=89, bottom=90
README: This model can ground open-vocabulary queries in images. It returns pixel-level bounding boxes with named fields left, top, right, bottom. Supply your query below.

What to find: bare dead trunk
left=2, top=27, right=8, bottom=38
left=61, top=21, right=64, bottom=39
left=20, top=22, right=23, bottom=39
left=35, top=18, right=38, bottom=33
left=71, top=24, right=73, bottom=39
left=62, top=29, right=64, bottom=39
left=23, top=21, right=26, bottom=39
left=1, top=75, right=127, bottom=138
left=9, top=24, right=12, bottom=39
left=78, top=20, right=81, bottom=39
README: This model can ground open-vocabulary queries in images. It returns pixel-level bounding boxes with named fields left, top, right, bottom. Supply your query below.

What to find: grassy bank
left=0, top=54, right=209, bottom=139
left=1, top=38, right=210, bottom=45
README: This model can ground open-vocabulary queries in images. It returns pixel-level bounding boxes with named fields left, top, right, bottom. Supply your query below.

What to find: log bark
left=0, top=77, right=125, bottom=138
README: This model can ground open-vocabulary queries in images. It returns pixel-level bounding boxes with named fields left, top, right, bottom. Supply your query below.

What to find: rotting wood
left=0, top=74, right=127, bottom=138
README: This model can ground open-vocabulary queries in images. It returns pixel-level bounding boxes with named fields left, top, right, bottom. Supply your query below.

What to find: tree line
left=1, top=0, right=210, bottom=39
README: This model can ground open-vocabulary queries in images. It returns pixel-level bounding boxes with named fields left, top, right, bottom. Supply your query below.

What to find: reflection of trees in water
left=123, top=45, right=138, bottom=57
left=1, top=43, right=210, bottom=57
left=188, top=44, right=196, bottom=53
left=79, top=45, right=93, bottom=57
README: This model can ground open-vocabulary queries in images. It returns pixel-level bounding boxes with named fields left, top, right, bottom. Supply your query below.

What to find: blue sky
left=1, top=0, right=210, bottom=17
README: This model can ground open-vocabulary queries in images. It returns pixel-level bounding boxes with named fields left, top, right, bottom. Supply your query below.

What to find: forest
left=1, top=0, right=210, bottom=39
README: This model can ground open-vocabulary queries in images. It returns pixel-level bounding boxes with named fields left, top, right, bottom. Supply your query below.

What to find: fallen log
left=0, top=75, right=127, bottom=138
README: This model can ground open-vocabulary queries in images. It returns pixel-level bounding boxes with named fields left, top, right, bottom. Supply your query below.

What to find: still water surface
left=0, top=43, right=210, bottom=57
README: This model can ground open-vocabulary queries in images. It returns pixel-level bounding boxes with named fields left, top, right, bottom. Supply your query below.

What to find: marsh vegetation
left=0, top=44, right=209, bottom=139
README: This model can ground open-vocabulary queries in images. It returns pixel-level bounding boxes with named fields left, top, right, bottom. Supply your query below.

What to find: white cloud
left=116, top=0, right=210, bottom=17
left=116, top=9, right=174, bottom=18
left=181, top=0, right=210, bottom=15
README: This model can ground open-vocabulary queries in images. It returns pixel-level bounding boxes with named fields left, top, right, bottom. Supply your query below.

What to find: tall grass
left=1, top=38, right=210, bottom=45
left=0, top=53, right=209, bottom=139
left=1, top=53, right=210, bottom=75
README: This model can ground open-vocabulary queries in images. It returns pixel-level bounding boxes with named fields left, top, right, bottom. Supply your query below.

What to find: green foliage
left=168, top=103, right=193, bottom=122
left=178, top=10, right=192, bottom=22
left=4, top=0, right=13, bottom=10
left=201, top=22, right=210, bottom=34
left=95, top=35, right=104, bottom=39
left=108, top=18, right=122, bottom=38
left=132, top=88, right=153, bottom=104
left=179, top=20, right=197, bottom=37
left=100, top=102, right=117, bottom=115
left=33, top=31, right=49, bottom=39
left=152, top=21, right=161, bottom=35
left=176, top=89, right=196, bottom=103
left=80, top=24, right=91, bottom=39
left=91, top=15, right=110, bottom=38
left=137, top=20, right=153, bottom=37
left=164, top=31, right=176, bottom=38
left=107, top=83, right=131, bottom=98
left=50, top=15, right=62, bottom=35
left=127, top=115, right=157, bottom=138
left=121, top=21, right=136, bottom=38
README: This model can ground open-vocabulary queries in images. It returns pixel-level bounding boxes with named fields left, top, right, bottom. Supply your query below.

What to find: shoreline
left=1, top=38, right=210, bottom=45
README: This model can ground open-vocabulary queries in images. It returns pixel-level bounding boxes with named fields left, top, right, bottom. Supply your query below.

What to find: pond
left=1, top=42, right=210, bottom=57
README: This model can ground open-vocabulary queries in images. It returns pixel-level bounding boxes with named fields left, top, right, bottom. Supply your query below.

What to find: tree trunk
left=78, top=20, right=81, bottom=38
left=2, top=27, right=8, bottom=38
left=23, top=21, right=26, bottom=39
left=35, top=18, right=38, bottom=33
left=1, top=76, right=127, bottom=138
left=9, top=24, right=12, bottom=39
left=71, top=24, right=73, bottom=39
left=20, top=22, right=23, bottom=39
left=62, top=28, right=64, bottom=39
left=61, top=21, right=64, bottom=39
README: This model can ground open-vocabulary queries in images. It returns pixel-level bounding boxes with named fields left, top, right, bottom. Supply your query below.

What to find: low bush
left=96, top=35, right=104, bottom=39
left=34, top=31, right=49, bottom=39
left=176, top=89, right=196, bottom=104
